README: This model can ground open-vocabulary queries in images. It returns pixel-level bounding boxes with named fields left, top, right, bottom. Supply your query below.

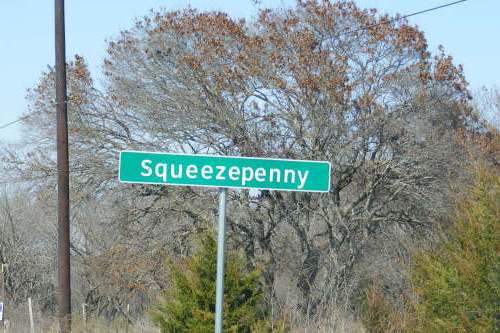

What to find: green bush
left=150, top=233, right=271, bottom=333
left=409, top=169, right=500, bottom=333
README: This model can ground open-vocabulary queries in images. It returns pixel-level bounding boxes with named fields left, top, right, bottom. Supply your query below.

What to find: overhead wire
left=345, top=0, right=468, bottom=36
left=0, top=0, right=469, bottom=132
left=0, top=102, right=66, bottom=131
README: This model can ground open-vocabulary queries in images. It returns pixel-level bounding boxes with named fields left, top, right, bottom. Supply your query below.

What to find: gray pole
left=215, top=188, right=227, bottom=333
left=0, top=264, right=5, bottom=332
left=28, top=298, right=35, bottom=333
left=55, top=0, right=71, bottom=332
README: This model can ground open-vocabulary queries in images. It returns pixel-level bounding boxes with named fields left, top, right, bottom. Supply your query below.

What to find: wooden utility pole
left=55, top=0, right=71, bottom=332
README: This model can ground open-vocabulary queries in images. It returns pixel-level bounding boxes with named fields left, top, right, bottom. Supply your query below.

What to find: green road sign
left=119, top=151, right=331, bottom=192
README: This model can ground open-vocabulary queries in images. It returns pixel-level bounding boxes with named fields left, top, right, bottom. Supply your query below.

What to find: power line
left=346, top=0, right=468, bottom=36
left=0, top=115, right=29, bottom=131
left=0, top=0, right=469, bottom=133
left=0, top=104, right=64, bottom=131
left=392, top=0, right=467, bottom=20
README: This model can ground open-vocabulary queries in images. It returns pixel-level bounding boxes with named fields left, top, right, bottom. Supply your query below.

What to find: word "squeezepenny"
left=140, top=160, right=310, bottom=189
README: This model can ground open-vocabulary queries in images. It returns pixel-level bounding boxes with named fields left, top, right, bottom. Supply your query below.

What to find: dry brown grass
left=1, top=306, right=158, bottom=333
left=2, top=302, right=368, bottom=332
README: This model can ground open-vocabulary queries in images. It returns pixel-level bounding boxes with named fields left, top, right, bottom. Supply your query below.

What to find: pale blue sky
left=1, top=0, right=498, bottom=142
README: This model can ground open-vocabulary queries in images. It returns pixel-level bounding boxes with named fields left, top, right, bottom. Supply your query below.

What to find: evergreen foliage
left=409, top=169, right=500, bottom=332
left=150, top=233, right=270, bottom=333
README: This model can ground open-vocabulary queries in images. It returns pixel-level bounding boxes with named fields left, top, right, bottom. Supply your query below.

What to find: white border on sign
left=118, top=150, right=332, bottom=193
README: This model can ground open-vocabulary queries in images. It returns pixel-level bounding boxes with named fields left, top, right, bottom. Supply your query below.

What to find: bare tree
left=1, top=0, right=485, bottom=319
left=0, top=187, right=57, bottom=312
left=473, top=86, right=500, bottom=129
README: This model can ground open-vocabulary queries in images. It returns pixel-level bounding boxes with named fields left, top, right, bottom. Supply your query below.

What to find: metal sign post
left=118, top=150, right=331, bottom=332
left=0, top=264, right=5, bottom=329
left=215, top=188, right=227, bottom=333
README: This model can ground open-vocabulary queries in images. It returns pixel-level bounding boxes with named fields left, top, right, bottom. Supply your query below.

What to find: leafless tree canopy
left=1, top=0, right=489, bottom=323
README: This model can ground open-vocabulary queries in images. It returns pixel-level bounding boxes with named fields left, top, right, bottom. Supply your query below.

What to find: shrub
left=409, top=168, right=500, bottom=332
left=150, top=233, right=270, bottom=332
